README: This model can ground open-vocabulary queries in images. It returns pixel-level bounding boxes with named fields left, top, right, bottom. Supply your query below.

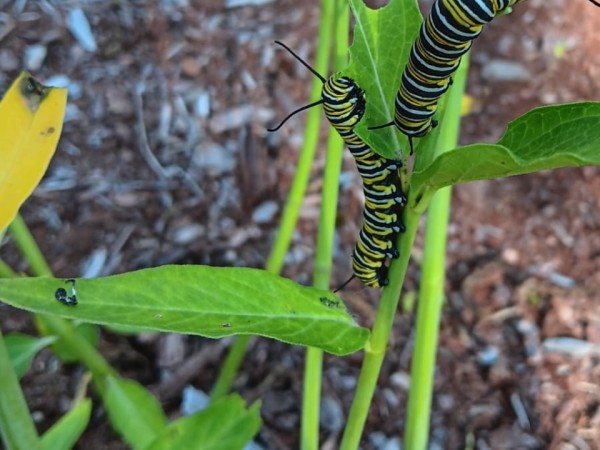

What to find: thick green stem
left=404, top=54, right=469, bottom=450
left=40, top=316, right=116, bottom=386
left=0, top=329, right=42, bottom=450
left=339, top=208, right=419, bottom=450
left=0, top=260, right=16, bottom=278
left=210, top=333, right=250, bottom=400
left=303, top=128, right=344, bottom=449
left=302, top=4, right=348, bottom=448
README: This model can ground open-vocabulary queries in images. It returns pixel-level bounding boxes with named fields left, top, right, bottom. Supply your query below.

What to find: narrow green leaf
left=345, top=0, right=422, bottom=159
left=4, top=332, right=56, bottom=378
left=145, top=395, right=261, bottom=450
left=0, top=266, right=369, bottom=356
left=41, top=399, right=92, bottom=450
left=411, top=102, right=600, bottom=203
left=0, top=330, right=42, bottom=450
left=103, top=376, right=168, bottom=450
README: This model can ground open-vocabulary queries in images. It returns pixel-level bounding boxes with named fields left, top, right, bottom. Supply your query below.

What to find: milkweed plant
left=1, top=0, right=600, bottom=449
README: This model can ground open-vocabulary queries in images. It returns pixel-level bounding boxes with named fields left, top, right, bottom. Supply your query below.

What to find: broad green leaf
left=104, top=376, right=168, bottom=450
left=346, top=0, right=422, bottom=159
left=145, top=395, right=261, bottom=450
left=0, top=265, right=369, bottom=355
left=41, top=399, right=92, bottom=450
left=411, top=102, right=600, bottom=206
left=4, top=332, right=56, bottom=378
left=0, top=72, right=67, bottom=231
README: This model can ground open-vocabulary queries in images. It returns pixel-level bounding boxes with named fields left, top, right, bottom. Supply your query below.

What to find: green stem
left=340, top=208, right=419, bottom=450
left=211, top=0, right=336, bottom=400
left=302, top=4, right=348, bottom=448
left=0, top=329, right=42, bottom=450
left=209, top=334, right=250, bottom=400
left=0, top=260, right=17, bottom=278
left=404, top=54, right=469, bottom=450
left=39, top=315, right=116, bottom=386
left=8, top=215, right=52, bottom=277
left=303, top=129, right=344, bottom=449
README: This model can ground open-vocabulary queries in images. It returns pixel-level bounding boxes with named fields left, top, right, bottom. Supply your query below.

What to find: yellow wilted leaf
left=461, top=93, right=479, bottom=117
left=0, top=72, right=67, bottom=231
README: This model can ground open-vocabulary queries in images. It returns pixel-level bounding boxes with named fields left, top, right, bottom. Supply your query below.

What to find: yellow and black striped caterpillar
left=373, top=0, right=599, bottom=152
left=268, top=42, right=405, bottom=288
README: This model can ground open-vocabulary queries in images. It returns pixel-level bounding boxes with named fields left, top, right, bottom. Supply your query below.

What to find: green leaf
left=346, top=0, right=422, bottom=159
left=41, top=399, right=92, bottom=450
left=0, top=265, right=369, bottom=356
left=411, top=102, right=600, bottom=205
left=103, top=376, right=168, bottom=450
left=145, top=395, right=261, bottom=450
left=4, top=332, right=56, bottom=378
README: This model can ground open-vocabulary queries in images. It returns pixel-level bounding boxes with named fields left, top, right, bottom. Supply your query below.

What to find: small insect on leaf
left=54, top=279, right=77, bottom=306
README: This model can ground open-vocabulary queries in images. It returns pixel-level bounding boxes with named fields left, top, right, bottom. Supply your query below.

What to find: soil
left=1, top=0, right=600, bottom=449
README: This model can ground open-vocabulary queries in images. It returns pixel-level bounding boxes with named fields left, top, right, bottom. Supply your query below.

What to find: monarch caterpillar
left=372, top=0, right=600, bottom=153
left=268, top=42, right=405, bottom=288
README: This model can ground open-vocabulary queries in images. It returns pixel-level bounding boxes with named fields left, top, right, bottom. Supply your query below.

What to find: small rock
left=243, top=441, right=265, bottom=450
left=468, top=403, right=503, bottom=430
left=542, top=337, right=594, bottom=358
left=477, top=345, right=499, bottom=367
left=389, top=371, right=411, bottom=391
left=194, top=90, right=210, bottom=118
left=80, top=248, right=107, bottom=278
left=481, top=60, right=530, bottom=81
left=546, top=271, right=575, bottom=289
left=181, top=57, right=201, bottom=77
left=225, top=0, right=273, bottom=7
left=181, top=385, right=209, bottom=416
left=252, top=201, right=279, bottom=224
left=157, top=333, right=186, bottom=368
left=209, top=105, right=274, bottom=133
left=0, top=49, right=19, bottom=71
left=171, top=224, right=205, bottom=244
left=319, top=397, right=344, bottom=433
left=382, top=388, right=400, bottom=409
left=193, top=144, right=235, bottom=175
left=368, top=432, right=387, bottom=449
left=381, top=437, right=401, bottom=450
left=45, top=75, right=83, bottom=100
left=24, top=44, right=46, bottom=71
left=501, top=248, right=520, bottom=265
left=66, top=8, right=97, bottom=52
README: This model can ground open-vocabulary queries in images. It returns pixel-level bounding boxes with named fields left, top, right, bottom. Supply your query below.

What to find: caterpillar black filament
left=268, top=42, right=405, bottom=288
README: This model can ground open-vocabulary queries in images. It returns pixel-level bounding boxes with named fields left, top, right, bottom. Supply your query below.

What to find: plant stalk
left=404, top=53, right=469, bottom=449
left=9, top=215, right=52, bottom=277
left=339, top=208, right=419, bottom=449
left=302, top=3, right=349, bottom=448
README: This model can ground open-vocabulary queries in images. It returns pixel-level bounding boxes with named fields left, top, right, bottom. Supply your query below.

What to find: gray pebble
left=481, top=60, right=530, bottom=81
left=542, top=337, right=594, bottom=358
left=252, top=201, right=279, bottom=224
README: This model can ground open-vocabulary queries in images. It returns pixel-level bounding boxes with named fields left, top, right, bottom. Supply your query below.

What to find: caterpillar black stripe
left=372, top=0, right=599, bottom=153
left=268, top=42, right=405, bottom=288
